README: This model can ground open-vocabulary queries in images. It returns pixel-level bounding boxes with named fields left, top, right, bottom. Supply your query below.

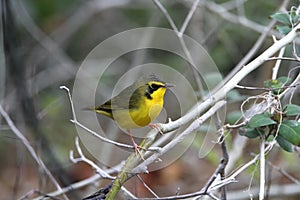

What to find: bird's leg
left=128, top=129, right=145, bottom=160
left=148, top=123, right=164, bottom=135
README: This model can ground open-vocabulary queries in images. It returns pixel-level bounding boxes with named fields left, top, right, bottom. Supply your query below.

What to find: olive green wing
left=98, top=82, right=144, bottom=110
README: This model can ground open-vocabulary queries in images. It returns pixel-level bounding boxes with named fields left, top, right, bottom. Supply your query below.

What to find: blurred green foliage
left=27, top=0, right=80, bottom=25
left=2, top=0, right=300, bottom=199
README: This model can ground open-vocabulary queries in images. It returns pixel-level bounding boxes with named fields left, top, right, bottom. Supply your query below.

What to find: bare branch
left=259, top=137, right=266, bottom=200
left=272, top=47, right=286, bottom=80
left=267, top=161, right=300, bottom=185
left=200, top=1, right=279, bottom=37
left=179, top=0, right=200, bottom=37
left=152, top=0, right=205, bottom=97
left=70, top=137, right=115, bottom=180
left=152, top=0, right=179, bottom=33
left=136, top=175, right=159, bottom=198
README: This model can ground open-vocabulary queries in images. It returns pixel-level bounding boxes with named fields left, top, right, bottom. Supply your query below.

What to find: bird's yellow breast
left=113, top=87, right=166, bottom=129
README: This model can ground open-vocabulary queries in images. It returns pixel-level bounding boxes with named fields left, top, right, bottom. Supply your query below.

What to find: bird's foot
left=148, top=123, right=164, bottom=135
left=132, top=141, right=146, bottom=160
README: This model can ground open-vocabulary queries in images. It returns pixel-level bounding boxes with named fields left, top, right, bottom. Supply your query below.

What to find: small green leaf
left=239, top=127, right=261, bottom=138
left=276, top=25, right=291, bottom=35
left=265, top=79, right=280, bottom=89
left=284, top=104, right=300, bottom=116
left=276, top=135, right=293, bottom=152
left=290, top=10, right=300, bottom=24
left=264, top=76, right=291, bottom=94
left=245, top=128, right=261, bottom=138
left=267, top=135, right=275, bottom=142
left=271, top=12, right=290, bottom=25
left=277, top=76, right=291, bottom=85
left=264, top=76, right=289, bottom=88
left=279, top=120, right=300, bottom=146
left=249, top=113, right=276, bottom=128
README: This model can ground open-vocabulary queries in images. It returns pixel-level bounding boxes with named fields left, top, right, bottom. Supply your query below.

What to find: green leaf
left=276, top=25, right=291, bottom=35
left=264, top=79, right=278, bottom=88
left=276, top=135, right=293, bottom=152
left=264, top=76, right=290, bottom=89
left=249, top=113, right=276, bottom=128
left=239, top=127, right=261, bottom=138
left=277, top=76, right=291, bottom=85
left=271, top=12, right=290, bottom=25
left=290, top=10, right=300, bottom=24
left=284, top=104, right=300, bottom=116
left=267, top=135, right=274, bottom=142
left=264, top=76, right=291, bottom=94
left=278, top=120, right=300, bottom=146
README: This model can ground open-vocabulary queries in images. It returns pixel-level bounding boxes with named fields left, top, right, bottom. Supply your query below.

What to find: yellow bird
left=90, top=75, right=173, bottom=155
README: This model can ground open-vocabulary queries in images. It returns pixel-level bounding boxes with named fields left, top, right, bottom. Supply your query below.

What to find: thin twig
left=247, top=151, right=259, bottom=199
left=32, top=152, right=130, bottom=199
left=200, top=0, right=282, bottom=38
left=136, top=175, right=159, bottom=198
left=260, top=43, right=286, bottom=200
left=32, top=174, right=101, bottom=200
left=71, top=119, right=143, bottom=150
left=203, top=113, right=229, bottom=199
left=227, top=141, right=276, bottom=183
left=266, top=56, right=300, bottom=62
left=219, top=0, right=247, bottom=11
left=60, top=86, right=76, bottom=121
left=272, top=47, right=286, bottom=80
left=236, top=83, right=300, bottom=91
left=266, top=162, right=273, bottom=200
left=236, top=0, right=246, bottom=17
left=225, top=121, right=247, bottom=129
left=19, top=190, right=61, bottom=200
left=152, top=0, right=205, bottom=97
left=70, top=136, right=115, bottom=179
left=279, top=72, right=300, bottom=99
left=267, top=161, right=300, bottom=185
left=225, top=135, right=247, bottom=174
left=179, top=0, right=200, bottom=37
left=219, top=133, right=228, bottom=198
left=152, top=0, right=179, bottom=34
left=259, top=137, right=266, bottom=200
left=207, top=193, right=220, bottom=200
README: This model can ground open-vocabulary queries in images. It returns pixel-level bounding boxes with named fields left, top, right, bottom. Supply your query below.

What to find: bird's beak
left=165, top=83, right=175, bottom=88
